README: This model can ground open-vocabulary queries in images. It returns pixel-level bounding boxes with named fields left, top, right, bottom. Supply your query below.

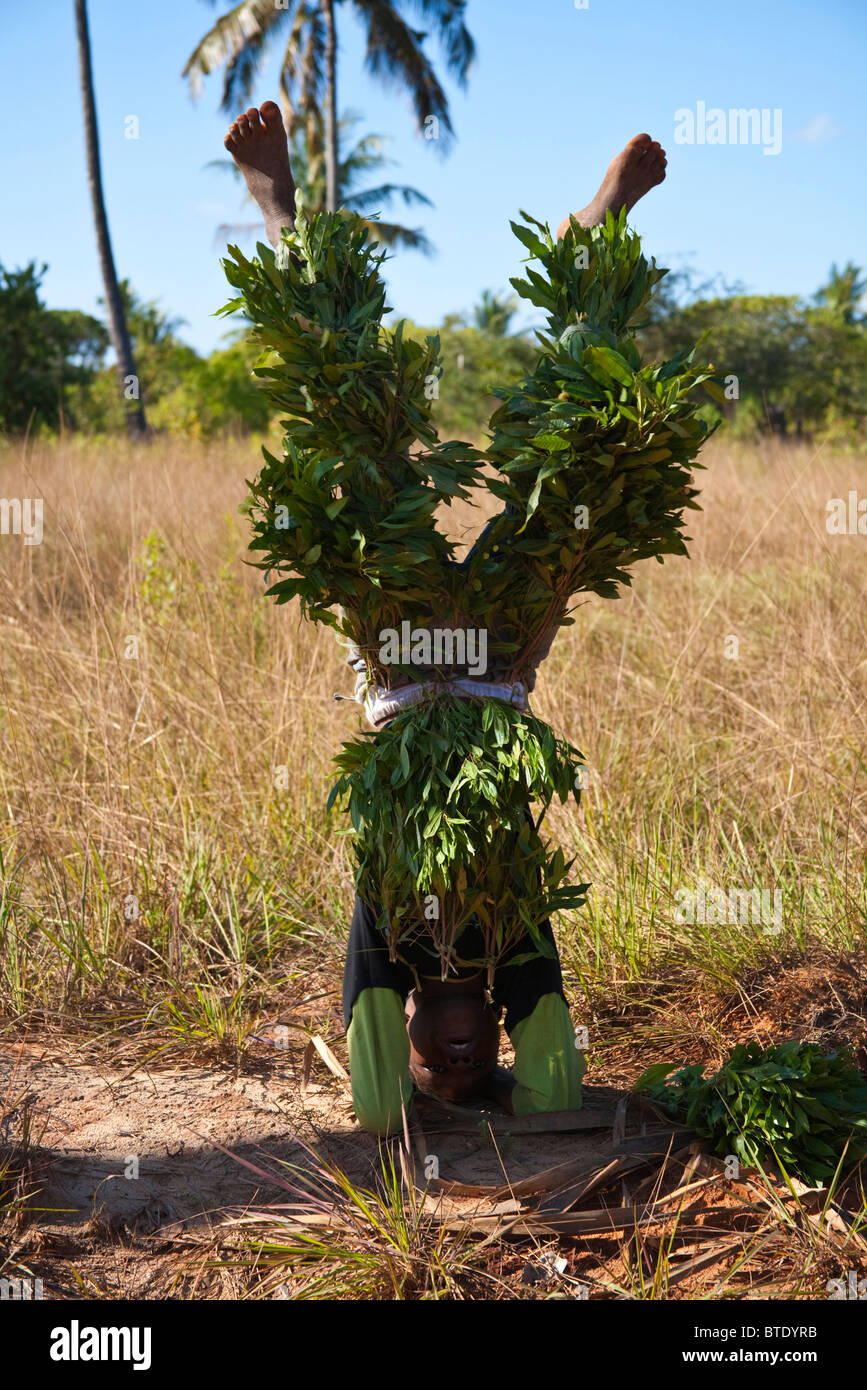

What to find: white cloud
left=792, top=114, right=842, bottom=146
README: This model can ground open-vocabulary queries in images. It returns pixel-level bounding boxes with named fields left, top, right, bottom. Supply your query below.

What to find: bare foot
left=557, top=134, right=667, bottom=238
left=224, top=101, right=296, bottom=250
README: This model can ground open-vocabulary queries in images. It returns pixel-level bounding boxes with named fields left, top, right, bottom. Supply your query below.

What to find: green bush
left=0, top=261, right=108, bottom=434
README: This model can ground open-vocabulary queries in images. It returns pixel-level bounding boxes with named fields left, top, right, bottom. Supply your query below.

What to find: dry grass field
left=0, top=430, right=865, bottom=1299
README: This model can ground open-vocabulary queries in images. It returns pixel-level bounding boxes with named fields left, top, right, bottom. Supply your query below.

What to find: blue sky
left=3, top=0, right=865, bottom=354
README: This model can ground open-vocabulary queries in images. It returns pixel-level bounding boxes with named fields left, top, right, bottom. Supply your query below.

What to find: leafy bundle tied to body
left=221, top=199, right=720, bottom=963
left=328, top=694, right=588, bottom=975
left=221, top=198, right=721, bottom=690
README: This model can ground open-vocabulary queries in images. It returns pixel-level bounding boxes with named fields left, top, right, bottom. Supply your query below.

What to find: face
left=405, top=989, right=499, bottom=1101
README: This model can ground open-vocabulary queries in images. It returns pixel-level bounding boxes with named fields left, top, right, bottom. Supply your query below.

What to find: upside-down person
left=225, top=102, right=667, bottom=1135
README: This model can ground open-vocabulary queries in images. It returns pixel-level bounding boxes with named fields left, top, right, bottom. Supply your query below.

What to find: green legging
left=347, top=986, right=585, bottom=1136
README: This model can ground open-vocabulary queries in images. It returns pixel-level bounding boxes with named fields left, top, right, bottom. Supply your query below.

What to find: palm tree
left=74, top=0, right=145, bottom=436
left=471, top=289, right=519, bottom=337
left=322, top=0, right=338, bottom=213
left=184, top=0, right=475, bottom=213
left=815, top=262, right=866, bottom=325
left=214, top=110, right=434, bottom=252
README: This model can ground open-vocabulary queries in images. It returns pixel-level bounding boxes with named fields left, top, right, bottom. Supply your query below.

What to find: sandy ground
left=0, top=1037, right=662, bottom=1298
left=1, top=1036, right=381, bottom=1297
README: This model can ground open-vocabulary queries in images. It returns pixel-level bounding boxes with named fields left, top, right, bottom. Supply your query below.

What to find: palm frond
left=358, top=216, right=434, bottom=254
left=351, top=0, right=454, bottom=146
left=404, top=0, right=476, bottom=84
left=348, top=183, right=433, bottom=212
left=183, top=0, right=296, bottom=104
left=280, top=3, right=325, bottom=132
left=339, top=130, right=389, bottom=172
left=219, top=32, right=274, bottom=113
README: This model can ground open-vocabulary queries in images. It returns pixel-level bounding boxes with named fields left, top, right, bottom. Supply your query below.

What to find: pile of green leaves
left=327, top=694, right=588, bottom=976
left=635, top=1042, right=867, bottom=1185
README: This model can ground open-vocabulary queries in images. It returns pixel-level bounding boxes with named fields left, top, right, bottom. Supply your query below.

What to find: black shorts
left=342, top=894, right=566, bottom=1035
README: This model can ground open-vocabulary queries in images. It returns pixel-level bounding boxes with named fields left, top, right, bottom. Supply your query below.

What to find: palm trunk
left=74, top=0, right=146, bottom=437
left=322, top=0, right=339, bottom=212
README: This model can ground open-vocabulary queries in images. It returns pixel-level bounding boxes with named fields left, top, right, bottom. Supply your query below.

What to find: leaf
left=533, top=432, right=570, bottom=452
left=585, top=345, right=634, bottom=386
left=633, top=1062, right=679, bottom=1092
left=702, top=378, right=728, bottom=405
left=509, top=220, right=549, bottom=260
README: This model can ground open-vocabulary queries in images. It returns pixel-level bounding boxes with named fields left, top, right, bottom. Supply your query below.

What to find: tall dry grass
left=0, top=432, right=864, bottom=1048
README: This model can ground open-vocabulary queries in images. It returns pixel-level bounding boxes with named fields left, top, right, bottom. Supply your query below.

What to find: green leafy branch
left=468, top=209, right=723, bottom=678
left=635, top=1041, right=867, bottom=1186
left=221, top=199, right=482, bottom=647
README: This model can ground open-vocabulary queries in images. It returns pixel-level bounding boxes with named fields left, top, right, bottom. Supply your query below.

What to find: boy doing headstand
left=225, top=103, right=666, bottom=1134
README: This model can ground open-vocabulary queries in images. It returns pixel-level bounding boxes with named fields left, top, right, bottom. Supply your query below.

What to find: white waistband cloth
left=352, top=674, right=528, bottom=728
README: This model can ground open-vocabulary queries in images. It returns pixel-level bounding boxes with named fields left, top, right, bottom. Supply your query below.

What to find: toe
left=246, top=106, right=262, bottom=128
left=236, top=113, right=250, bottom=136
left=260, top=99, right=284, bottom=129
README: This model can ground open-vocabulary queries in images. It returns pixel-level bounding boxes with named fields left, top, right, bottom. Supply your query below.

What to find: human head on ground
left=405, top=979, right=499, bottom=1101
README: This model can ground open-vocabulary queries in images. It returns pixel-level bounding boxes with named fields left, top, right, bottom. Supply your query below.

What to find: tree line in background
left=0, top=252, right=864, bottom=444
left=4, top=1, right=864, bottom=447
left=643, top=261, right=867, bottom=444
